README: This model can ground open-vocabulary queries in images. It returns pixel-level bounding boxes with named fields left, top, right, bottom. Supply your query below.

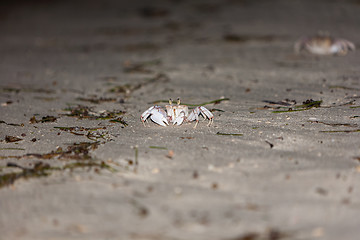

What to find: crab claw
left=333, top=39, right=356, bottom=55
left=150, top=110, right=169, bottom=127
left=173, top=111, right=186, bottom=125
left=188, top=106, right=214, bottom=128
left=141, top=106, right=169, bottom=127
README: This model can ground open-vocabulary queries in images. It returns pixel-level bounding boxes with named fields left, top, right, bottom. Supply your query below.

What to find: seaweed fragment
left=149, top=146, right=168, bottom=150
left=0, top=159, right=116, bottom=188
left=109, top=117, right=128, bottom=126
left=54, top=126, right=106, bottom=132
left=85, top=131, right=109, bottom=141
left=1, top=87, right=20, bottom=93
left=76, top=97, right=117, bottom=104
left=263, top=99, right=296, bottom=106
left=272, top=99, right=322, bottom=113
left=0, top=120, right=22, bottom=127
left=309, top=120, right=358, bottom=128
left=62, top=105, right=94, bottom=119
left=41, top=116, right=57, bottom=123
left=1, top=87, right=56, bottom=94
left=0, top=139, right=118, bottom=187
left=62, top=161, right=116, bottom=173
left=109, top=73, right=169, bottom=95
left=320, top=129, right=360, bottom=133
left=0, top=148, right=25, bottom=151
left=226, top=228, right=290, bottom=240
left=61, top=105, right=127, bottom=129
left=223, top=34, right=285, bottom=43
left=62, top=105, right=125, bottom=121
left=298, top=99, right=322, bottom=108
left=54, top=126, right=112, bottom=140
left=59, top=142, right=100, bottom=160
left=0, top=162, right=52, bottom=187
left=29, top=115, right=57, bottom=123
left=216, top=132, right=243, bottom=136
left=0, top=141, right=100, bottom=161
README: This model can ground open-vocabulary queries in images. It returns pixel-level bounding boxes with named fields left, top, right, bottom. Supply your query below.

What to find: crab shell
left=294, top=35, right=356, bottom=55
left=165, top=104, right=188, bottom=122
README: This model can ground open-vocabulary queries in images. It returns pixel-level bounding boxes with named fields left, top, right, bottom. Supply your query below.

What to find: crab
left=141, top=98, right=214, bottom=128
left=294, top=33, right=355, bottom=55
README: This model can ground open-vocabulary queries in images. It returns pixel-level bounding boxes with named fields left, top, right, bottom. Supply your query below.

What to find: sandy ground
left=1, top=0, right=360, bottom=239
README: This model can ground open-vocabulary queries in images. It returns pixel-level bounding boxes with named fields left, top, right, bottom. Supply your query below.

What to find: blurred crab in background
left=141, top=98, right=214, bottom=128
left=294, top=32, right=355, bottom=55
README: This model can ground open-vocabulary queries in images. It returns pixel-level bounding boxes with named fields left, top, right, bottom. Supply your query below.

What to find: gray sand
left=0, top=0, right=360, bottom=239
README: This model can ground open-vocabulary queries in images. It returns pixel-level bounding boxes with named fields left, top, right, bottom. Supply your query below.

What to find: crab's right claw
left=141, top=106, right=168, bottom=127
left=173, top=112, right=186, bottom=125
left=188, top=106, right=214, bottom=128
left=150, top=111, right=169, bottom=127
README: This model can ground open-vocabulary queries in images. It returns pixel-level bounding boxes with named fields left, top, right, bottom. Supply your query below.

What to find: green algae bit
left=216, top=132, right=243, bottom=136
left=273, top=100, right=322, bottom=113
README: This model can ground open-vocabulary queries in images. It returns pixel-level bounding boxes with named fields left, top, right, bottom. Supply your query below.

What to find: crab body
left=141, top=99, right=213, bottom=127
left=295, top=34, right=355, bottom=55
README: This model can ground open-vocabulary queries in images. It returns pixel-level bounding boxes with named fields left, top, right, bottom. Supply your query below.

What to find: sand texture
left=0, top=0, right=360, bottom=239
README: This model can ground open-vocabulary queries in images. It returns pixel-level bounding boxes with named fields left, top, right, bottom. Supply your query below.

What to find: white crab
left=141, top=98, right=214, bottom=128
left=294, top=34, right=355, bottom=55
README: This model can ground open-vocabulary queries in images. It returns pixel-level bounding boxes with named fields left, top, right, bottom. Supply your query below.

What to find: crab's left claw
left=333, top=39, right=356, bottom=55
left=188, top=106, right=214, bottom=128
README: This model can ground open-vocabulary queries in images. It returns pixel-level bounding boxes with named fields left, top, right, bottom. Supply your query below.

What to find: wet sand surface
left=0, top=0, right=360, bottom=239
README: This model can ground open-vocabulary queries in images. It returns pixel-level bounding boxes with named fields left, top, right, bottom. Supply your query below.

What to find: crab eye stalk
left=177, top=98, right=180, bottom=105
left=169, top=98, right=173, bottom=105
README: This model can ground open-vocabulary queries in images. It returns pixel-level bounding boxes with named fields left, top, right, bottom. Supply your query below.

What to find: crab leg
left=141, top=106, right=155, bottom=126
left=199, top=106, right=214, bottom=126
